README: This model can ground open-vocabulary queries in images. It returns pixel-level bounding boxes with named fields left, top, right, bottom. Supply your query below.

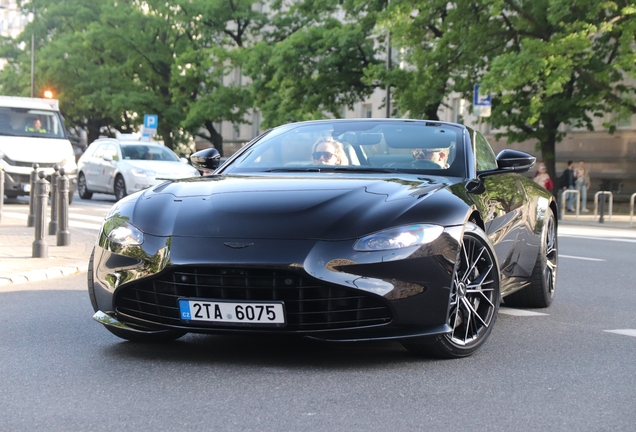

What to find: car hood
left=0, top=136, right=76, bottom=164
left=114, top=174, right=465, bottom=240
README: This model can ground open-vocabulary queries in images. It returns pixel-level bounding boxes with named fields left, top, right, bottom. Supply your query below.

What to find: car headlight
left=103, top=217, right=144, bottom=246
left=131, top=168, right=156, bottom=177
left=353, top=224, right=444, bottom=251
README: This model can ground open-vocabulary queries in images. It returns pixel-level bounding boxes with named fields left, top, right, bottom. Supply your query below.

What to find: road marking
left=499, top=307, right=549, bottom=316
left=558, top=254, right=606, bottom=262
left=559, top=234, right=636, bottom=244
left=604, top=329, right=636, bottom=338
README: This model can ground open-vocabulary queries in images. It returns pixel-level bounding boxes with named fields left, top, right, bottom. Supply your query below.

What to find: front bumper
left=90, top=226, right=463, bottom=341
left=3, top=168, right=77, bottom=196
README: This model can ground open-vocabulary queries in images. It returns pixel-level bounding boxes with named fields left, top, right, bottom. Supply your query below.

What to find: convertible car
left=88, top=119, right=558, bottom=358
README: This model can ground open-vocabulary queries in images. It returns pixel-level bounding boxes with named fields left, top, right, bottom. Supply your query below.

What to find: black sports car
left=89, top=119, right=558, bottom=358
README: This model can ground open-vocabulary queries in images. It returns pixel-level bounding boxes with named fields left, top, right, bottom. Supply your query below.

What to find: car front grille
left=115, top=267, right=392, bottom=331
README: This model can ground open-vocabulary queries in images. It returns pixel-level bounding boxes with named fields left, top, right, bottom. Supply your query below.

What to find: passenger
left=411, top=147, right=449, bottom=168
left=312, top=138, right=349, bottom=166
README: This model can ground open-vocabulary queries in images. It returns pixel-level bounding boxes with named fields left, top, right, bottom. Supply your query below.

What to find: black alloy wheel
left=78, top=173, right=92, bottom=200
left=403, top=223, right=500, bottom=359
left=114, top=175, right=127, bottom=201
left=504, top=208, right=557, bottom=308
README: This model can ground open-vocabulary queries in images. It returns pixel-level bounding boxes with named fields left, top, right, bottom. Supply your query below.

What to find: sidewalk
left=0, top=213, right=97, bottom=287
left=0, top=208, right=634, bottom=288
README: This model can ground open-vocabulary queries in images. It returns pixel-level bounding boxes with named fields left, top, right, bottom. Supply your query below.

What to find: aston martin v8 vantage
left=88, top=119, right=558, bottom=358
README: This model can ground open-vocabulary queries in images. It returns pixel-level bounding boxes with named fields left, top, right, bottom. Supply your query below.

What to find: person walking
left=534, top=163, right=553, bottom=192
left=559, top=160, right=576, bottom=212
left=574, top=161, right=591, bottom=212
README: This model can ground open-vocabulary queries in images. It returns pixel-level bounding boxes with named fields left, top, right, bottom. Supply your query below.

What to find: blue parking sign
left=144, top=114, right=158, bottom=130
left=473, top=85, right=491, bottom=107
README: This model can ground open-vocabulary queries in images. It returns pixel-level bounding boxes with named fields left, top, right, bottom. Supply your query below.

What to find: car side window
left=93, top=143, right=107, bottom=159
left=105, top=144, right=119, bottom=161
left=474, top=131, right=498, bottom=171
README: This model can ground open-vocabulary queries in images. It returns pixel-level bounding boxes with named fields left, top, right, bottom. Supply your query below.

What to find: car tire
left=78, top=173, right=92, bottom=200
left=503, top=208, right=557, bottom=308
left=114, top=175, right=127, bottom=201
left=87, top=248, right=187, bottom=343
left=402, top=222, right=500, bottom=359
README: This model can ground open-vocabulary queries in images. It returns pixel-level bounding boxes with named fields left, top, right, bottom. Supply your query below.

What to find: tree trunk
left=203, top=120, right=224, bottom=157
left=539, top=124, right=559, bottom=196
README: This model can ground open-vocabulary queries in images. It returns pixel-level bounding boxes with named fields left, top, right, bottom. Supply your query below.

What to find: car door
left=83, top=142, right=108, bottom=192
left=470, top=131, right=528, bottom=288
left=97, top=143, right=120, bottom=191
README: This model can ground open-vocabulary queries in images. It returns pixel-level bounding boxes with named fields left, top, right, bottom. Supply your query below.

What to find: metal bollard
left=27, top=163, right=39, bottom=227
left=599, top=192, right=605, bottom=224
left=56, top=167, right=71, bottom=246
left=32, top=171, right=49, bottom=258
left=48, top=165, right=60, bottom=235
left=0, top=166, right=4, bottom=223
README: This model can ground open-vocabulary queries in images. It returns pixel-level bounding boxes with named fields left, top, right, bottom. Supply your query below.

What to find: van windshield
left=0, top=107, right=66, bottom=139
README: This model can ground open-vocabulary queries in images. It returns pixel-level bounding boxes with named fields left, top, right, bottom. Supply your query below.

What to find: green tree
left=245, top=0, right=382, bottom=128
left=479, top=0, right=636, bottom=183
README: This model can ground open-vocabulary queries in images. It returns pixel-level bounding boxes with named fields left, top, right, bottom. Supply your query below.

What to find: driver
left=312, top=138, right=349, bottom=166
left=411, top=147, right=449, bottom=168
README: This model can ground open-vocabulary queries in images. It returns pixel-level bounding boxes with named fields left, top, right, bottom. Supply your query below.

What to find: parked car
left=77, top=137, right=200, bottom=201
left=89, top=119, right=558, bottom=359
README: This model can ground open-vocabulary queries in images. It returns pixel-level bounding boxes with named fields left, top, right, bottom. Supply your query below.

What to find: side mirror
left=191, top=147, right=221, bottom=171
left=496, top=149, right=536, bottom=172
left=477, top=149, right=536, bottom=179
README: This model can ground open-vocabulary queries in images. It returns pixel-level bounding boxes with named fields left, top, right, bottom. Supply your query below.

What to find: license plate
left=179, top=299, right=285, bottom=324
left=23, top=184, right=31, bottom=192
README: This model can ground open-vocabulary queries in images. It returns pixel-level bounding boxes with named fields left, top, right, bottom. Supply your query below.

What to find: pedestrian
left=559, top=160, right=576, bottom=212
left=534, top=163, right=553, bottom=192
left=574, top=161, right=590, bottom=212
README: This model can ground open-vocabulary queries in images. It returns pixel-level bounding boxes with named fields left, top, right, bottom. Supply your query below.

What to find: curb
left=0, top=262, right=89, bottom=286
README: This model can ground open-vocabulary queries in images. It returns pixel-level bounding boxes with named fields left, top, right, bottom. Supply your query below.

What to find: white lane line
left=499, top=307, right=549, bottom=316
left=558, top=254, right=606, bottom=262
left=604, top=329, right=636, bottom=338
left=559, top=235, right=636, bottom=244
left=68, top=213, right=106, bottom=222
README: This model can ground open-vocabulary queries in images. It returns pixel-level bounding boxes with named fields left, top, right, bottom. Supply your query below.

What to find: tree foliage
left=0, top=0, right=634, bottom=168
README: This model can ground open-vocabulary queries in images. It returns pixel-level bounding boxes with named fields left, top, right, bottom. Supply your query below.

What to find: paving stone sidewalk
left=0, top=213, right=97, bottom=287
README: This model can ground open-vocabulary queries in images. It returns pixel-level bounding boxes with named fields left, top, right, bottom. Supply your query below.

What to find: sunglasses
left=313, top=151, right=336, bottom=160
left=412, top=149, right=438, bottom=157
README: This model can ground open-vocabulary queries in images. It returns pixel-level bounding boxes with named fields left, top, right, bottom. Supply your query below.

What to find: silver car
left=77, top=137, right=200, bottom=201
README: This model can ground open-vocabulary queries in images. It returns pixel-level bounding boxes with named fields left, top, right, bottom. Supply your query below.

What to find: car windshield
left=0, top=107, right=66, bottom=139
left=120, top=144, right=180, bottom=162
left=222, top=121, right=466, bottom=177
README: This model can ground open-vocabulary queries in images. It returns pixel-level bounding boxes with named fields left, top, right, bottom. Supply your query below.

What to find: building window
left=453, top=98, right=465, bottom=124
left=362, top=104, right=373, bottom=118
left=252, top=110, right=261, bottom=138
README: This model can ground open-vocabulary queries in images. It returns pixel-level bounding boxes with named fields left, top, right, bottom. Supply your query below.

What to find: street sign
left=143, top=114, right=158, bottom=133
left=473, top=85, right=491, bottom=106
left=473, top=85, right=492, bottom=117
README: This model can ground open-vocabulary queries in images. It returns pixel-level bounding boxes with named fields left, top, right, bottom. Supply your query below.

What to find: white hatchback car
left=77, top=137, right=200, bottom=201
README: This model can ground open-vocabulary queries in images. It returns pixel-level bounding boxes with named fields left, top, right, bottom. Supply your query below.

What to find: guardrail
left=630, top=193, right=636, bottom=228
left=594, top=191, right=613, bottom=222
left=560, top=189, right=580, bottom=219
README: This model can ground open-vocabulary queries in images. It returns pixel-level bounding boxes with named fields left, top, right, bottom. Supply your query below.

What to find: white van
left=0, top=96, right=77, bottom=202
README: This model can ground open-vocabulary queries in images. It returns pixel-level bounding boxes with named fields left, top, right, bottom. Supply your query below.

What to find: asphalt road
left=0, top=228, right=635, bottom=431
